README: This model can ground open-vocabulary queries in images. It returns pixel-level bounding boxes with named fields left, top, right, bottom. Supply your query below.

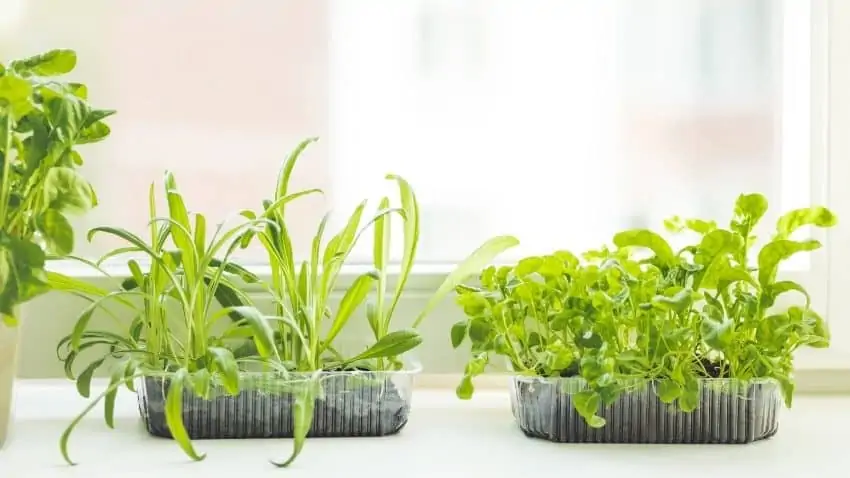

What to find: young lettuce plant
left=0, top=48, right=114, bottom=324
left=453, top=192, right=836, bottom=427
left=627, top=193, right=837, bottom=406
left=452, top=247, right=680, bottom=427
left=53, top=172, right=283, bottom=466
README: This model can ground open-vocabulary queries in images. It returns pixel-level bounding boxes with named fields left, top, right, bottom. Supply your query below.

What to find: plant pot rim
left=512, top=375, right=779, bottom=386
left=138, top=358, right=423, bottom=383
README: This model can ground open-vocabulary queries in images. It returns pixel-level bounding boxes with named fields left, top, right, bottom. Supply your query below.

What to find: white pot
left=0, top=324, right=18, bottom=450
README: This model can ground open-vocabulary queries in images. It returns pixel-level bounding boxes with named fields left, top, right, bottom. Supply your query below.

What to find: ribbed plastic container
left=137, top=365, right=420, bottom=439
left=510, top=376, right=781, bottom=444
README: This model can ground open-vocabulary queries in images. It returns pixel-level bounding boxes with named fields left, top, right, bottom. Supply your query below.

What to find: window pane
left=4, top=0, right=812, bottom=266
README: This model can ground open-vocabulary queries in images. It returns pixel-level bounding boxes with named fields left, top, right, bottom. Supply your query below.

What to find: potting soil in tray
left=510, top=377, right=781, bottom=444
left=137, top=374, right=411, bottom=439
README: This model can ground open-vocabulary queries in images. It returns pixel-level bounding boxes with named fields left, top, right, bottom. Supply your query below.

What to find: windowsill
left=1, top=379, right=849, bottom=475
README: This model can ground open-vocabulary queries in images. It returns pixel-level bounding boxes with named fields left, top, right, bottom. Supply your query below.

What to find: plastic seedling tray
left=137, top=365, right=420, bottom=439
left=510, top=376, right=780, bottom=444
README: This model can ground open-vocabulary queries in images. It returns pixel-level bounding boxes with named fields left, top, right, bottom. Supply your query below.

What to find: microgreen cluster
left=452, top=194, right=836, bottom=427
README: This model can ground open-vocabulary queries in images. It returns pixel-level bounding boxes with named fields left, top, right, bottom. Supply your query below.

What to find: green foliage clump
left=452, top=194, right=836, bottom=427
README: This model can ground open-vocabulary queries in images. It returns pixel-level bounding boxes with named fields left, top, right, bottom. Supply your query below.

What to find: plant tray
left=137, top=369, right=417, bottom=439
left=510, top=376, right=781, bottom=444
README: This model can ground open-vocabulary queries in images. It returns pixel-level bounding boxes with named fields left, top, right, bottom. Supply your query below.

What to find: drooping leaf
left=165, top=369, right=206, bottom=461
left=273, top=370, right=321, bottom=468
left=36, top=209, right=74, bottom=255
left=757, top=239, right=821, bottom=287
left=612, top=229, right=676, bottom=267
left=775, top=206, right=837, bottom=239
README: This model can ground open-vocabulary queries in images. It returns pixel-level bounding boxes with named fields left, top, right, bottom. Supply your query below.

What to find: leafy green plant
left=238, top=137, right=520, bottom=466
left=453, top=193, right=835, bottom=426
left=0, top=48, right=114, bottom=324
left=53, top=173, right=284, bottom=465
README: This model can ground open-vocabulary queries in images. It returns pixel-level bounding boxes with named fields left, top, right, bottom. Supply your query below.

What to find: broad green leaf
left=515, top=256, right=543, bottom=276
left=456, top=375, right=474, bottom=399
left=450, top=321, right=468, bottom=348
left=732, top=193, right=768, bottom=232
left=651, top=288, right=695, bottom=314
left=468, top=318, right=492, bottom=343
left=700, top=316, right=735, bottom=350
left=324, top=270, right=379, bottom=347
left=612, top=229, right=676, bottom=267
left=764, top=280, right=810, bottom=309
left=10, top=49, right=77, bottom=76
left=412, top=235, right=519, bottom=328
left=776, top=206, right=837, bottom=239
left=43, top=167, right=94, bottom=213
left=165, top=369, right=206, bottom=461
left=0, top=75, right=33, bottom=118
left=656, top=379, right=682, bottom=403
left=572, top=390, right=603, bottom=427
left=757, top=239, right=821, bottom=287
left=679, top=380, right=700, bottom=412
left=37, top=209, right=74, bottom=255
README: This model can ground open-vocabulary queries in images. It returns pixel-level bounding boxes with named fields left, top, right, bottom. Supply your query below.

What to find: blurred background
left=0, top=0, right=813, bottom=264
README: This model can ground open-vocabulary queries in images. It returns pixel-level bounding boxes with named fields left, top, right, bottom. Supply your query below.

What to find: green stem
left=0, top=113, right=13, bottom=228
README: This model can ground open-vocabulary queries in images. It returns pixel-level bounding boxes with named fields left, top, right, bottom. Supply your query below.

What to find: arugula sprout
left=453, top=193, right=836, bottom=427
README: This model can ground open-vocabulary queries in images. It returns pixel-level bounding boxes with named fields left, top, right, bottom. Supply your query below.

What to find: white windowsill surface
left=1, top=380, right=848, bottom=477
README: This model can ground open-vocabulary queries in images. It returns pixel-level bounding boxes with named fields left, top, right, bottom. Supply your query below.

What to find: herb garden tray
left=510, top=376, right=781, bottom=444
left=137, top=368, right=418, bottom=439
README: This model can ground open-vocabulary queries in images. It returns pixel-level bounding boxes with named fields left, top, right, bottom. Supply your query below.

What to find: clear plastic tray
left=510, top=376, right=781, bottom=444
left=137, top=364, right=421, bottom=439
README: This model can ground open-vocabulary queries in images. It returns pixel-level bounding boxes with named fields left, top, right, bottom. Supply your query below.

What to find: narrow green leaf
left=75, top=358, right=105, bottom=398
left=230, top=306, right=278, bottom=359
left=324, top=270, right=378, bottom=347
left=385, top=175, right=419, bottom=324
left=348, top=329, right=422, bottom=362
left=412, top=235, right=519, bottom=328
left=60, top=374, right=140, bottom=466
left=272, top=371, right=321, bottom=467
left=165, top=369, right=206, bottom=461
left=275, top=137, right=318, bottom=201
